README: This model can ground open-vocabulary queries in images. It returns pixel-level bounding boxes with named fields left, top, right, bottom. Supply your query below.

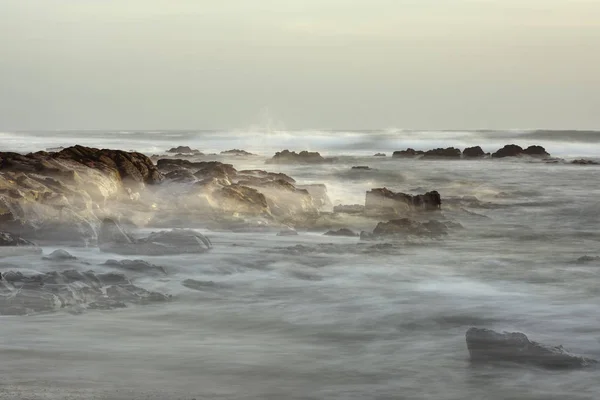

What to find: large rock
left=266, top=150, right=335, bottom=164
left=0, top=231, right=38, bottom=247
left=465, top=328, right=597, bottom=369
left=492, top=144, right=550, bottom=158
left=365, top=188, right=441, bottom=214
left=324, top=228, right=358, bottom=237
left=392, top=148, right=424, bottom=158
left=463, top=146, right=486, bottom=158
left=98, top=218, right=212, bottom=256
left=422, top=147, right=461, bottom=158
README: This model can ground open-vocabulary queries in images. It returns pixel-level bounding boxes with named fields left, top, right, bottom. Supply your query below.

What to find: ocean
left=1, top=129, right=599, bottom=399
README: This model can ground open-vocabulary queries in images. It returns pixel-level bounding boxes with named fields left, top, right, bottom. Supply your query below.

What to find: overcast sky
left=1, top=0, right=599, bottom=130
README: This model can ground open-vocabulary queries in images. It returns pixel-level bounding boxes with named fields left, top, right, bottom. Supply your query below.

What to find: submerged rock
left=42, top=249, right=77, bottom=261
left=103, top=259, right=167, bottom=274
left=324, top=228, right=358, bottom=237
left=99, top=218, right=212, bottom=256
left=373, top=153, right=386, bottom=157
left=572, top=159, right=599, bottom=165
left=575, top=255, right=600, bottom=264
left=351, top=166, right=372, bottom=170
left=333, top=204, right=365, bottom=214
left=465, top=327, right=597, bottom=369
left=362, top=218, right=448, bottom=239
left=277, top=228, right=298, bottom=236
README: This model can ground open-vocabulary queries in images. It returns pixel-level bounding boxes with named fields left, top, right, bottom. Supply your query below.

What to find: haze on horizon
left=1, top=0, right=599, bottom=131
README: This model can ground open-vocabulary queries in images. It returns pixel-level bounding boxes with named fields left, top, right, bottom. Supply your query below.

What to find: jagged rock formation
left=422, top=147, right=462, bottom=158
left=465, top=327, right=597, bottom=369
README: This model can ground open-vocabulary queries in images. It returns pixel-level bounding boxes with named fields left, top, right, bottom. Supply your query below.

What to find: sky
left=1, top=0, right=599, bottom=130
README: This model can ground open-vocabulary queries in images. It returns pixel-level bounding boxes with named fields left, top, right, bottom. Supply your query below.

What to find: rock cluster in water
left=266, top=150, right=336, bottom=164
left=391, top=144, right=550, bottom=159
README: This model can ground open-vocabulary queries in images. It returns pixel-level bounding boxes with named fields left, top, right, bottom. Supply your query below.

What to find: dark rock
left=365, top=188, right=441, bottom=214
left=392, top=148, right=424, bottom=158
left=465, top=327, right=597, bottom=369
left=42, top=249, right=77, bottom=261
left=166, top=146, right=201, bottom=154
left=215, top=185, right=270, bottom=216
left=220, top=149, right=254, bottom=156
left=422, top=147, right=462, bottom=158
left=491, top=144, right=524, bottom=158
left=373, top=153, right=386, bottom=157
left=103, top=259, right=167, bottom=274
left=98, top=218, right=211, bottom=256
left=351, top=166, right=372, bottom=170
left=266, top=150, right=335, bottom=164
left=193, top=162, right=237, bottom=181
left=572, top=159, right=599, bottom=165
left=463, top=146, right=486, bottom=158
left=164, top=168, right=197, bottom=183
left=523, top=145, right=550, bottom=157
left=324, top=228, right=358, bottom=237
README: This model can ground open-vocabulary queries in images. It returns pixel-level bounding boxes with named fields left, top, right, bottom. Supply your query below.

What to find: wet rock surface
left=361, top=218, right=449, bottom=240
left=166, top=146, right=201, bottom=154
left=465, top=328, right=597, bottom=369
left=324, top=228, right=358, bottom=237
left=103, top=259, right=167, bottom=274
left=42, top=249, right=77, bottom=261
left=0, top=269, right=169, bottom=315
left=365, top=188, right=442, bottom=214
left=462, top=146, right=487, bottom=158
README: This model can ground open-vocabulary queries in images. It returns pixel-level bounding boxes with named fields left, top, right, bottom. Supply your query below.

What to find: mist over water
left=1, top=130, right=600, bottom=399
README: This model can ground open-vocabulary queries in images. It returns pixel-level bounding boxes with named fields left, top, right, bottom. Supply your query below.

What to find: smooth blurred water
left=1, top=131, right=600, bottom=399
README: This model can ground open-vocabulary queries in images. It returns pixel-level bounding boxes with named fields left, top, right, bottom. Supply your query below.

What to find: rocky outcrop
left=266, top=150, right=335, bottom=164
left=422, top=147, right=461, bottom=158
left=167, top=146, right=201, bottom=154
left=220, top=149, right=254, bottom=156
left=98, top=218, right=212, bottom=256
left=392, top=148, right=424, bottom=158
left=492, top=144, right=550, bottom=158
left=365, top=188, right=441, bottom=214
left=374, top=153, right=386, bottom=157
left=0, top=269, right=169, bottom=315
left=324, top=228, right=358, bottom=237
left=465, top=328, right=597, bottom=369
left=361, top=218, right=448, bottom=240
left=351, top=166, right=372, bottom=170
left=462, top=146, right=486, bottom=158
left=238, top=170, right=296, bottom=185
